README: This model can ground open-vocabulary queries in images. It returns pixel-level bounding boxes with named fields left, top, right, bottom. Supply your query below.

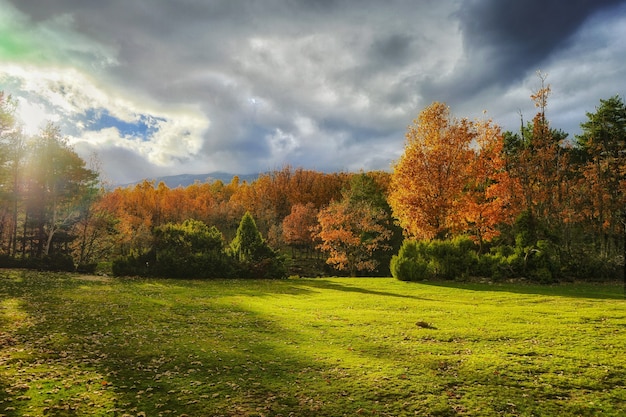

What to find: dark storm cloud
left=369, top=34, right=415, bottom=66
left=3, top=0, right=625, bottom=183
left=455, top=0, right=625, bottom=88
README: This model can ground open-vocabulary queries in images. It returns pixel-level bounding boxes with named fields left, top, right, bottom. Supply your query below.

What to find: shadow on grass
left=2, top=272, right=353, bottom=416
left=294, top=278, right=429, bottom=300
left=2, top=270, right=625, bottom=416
left=414, top=279, right=626, bottom=300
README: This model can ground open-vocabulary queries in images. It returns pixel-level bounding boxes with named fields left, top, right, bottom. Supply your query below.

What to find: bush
left=427, top=236, right=478, bottom=280
left=154, top=251, right=236, bottom=279
left=0, top=255, right=21, bottom=268
left=561, top=250, right=623, bottom=282
left=151, top=220, right=237, bottom=279
left=112, top=251, right=155, bottom=277
left=76, top=263, right=98, bottom=274
left=391, top=237, right=478, bottom=281
left=48, top=254, right=76, bottom=272
left=392, top=232, right=621, bottom=284
left=476, top=253, right=504, bottom=280
left=0, top=253, right=76, bottom=272
left=390, top=240, right=429, bottom=281
left=236, top=244, right=288, bottom=279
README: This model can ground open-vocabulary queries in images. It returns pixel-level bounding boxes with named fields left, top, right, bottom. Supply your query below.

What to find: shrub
left=390, top=240, right=429, bottom=281
left=0, top=255, right=21, bottom=268
left=0, top=254, right=75, bottom=272
left=76, top=263, right=98, bottom=274
left=112, top=251, right=155, bottom=277
left=152, top=219, right=235, bottom=279
left=476, top=253, right=503, bottom=280
left=561, top=250, right=623, bottom=282
left=427, top=236, right=478, bottom=280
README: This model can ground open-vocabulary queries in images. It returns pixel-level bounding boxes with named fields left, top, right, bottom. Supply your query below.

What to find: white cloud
left=1, top=0, right=625, bottom=184
left=2, top=62, right=210, bottom=182
left=15, top=96, right=59, bottom=135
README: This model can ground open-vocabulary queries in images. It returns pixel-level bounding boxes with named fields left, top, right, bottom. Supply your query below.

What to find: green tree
left=0, top=92, right=24, bottom=257
left=231, top=212, right=286, bottom=278
left=230, top=211, right=264, bottom=261
left=575, top=95, right=626, bottom=257
left=24, top=123, right=99, bottom=258
left=345, top=172, right=402, bottom=275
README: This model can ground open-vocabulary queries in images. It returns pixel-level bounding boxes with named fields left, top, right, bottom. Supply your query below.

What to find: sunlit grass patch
left=0, top=269, right=624, bottom=416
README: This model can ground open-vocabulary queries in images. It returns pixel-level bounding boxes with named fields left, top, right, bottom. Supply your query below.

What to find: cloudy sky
left=1, top=0, right=625, bottom=184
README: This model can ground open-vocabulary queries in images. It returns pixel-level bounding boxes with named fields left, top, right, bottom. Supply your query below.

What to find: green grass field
left=0, top=269, right=624, bottom=416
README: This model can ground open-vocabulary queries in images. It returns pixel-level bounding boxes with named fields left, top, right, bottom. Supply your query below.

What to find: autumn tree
left=316, top=198, right=392, bottom=276
left=503, top=74, right=571, bottom=241
left=282, top=202, right=318, bottom=257
left=345, top=172, right=402, bottom=274
left=101, top=181, right=158, bottom=256
left=463, top=119, right=520, bottom=252
left=575, top=95, right=626, bottom=257
left=389, top=102, right=475, bottom=240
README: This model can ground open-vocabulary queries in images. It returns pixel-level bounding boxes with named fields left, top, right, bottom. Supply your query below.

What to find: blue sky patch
left=84, top=108, right=165, bottom=139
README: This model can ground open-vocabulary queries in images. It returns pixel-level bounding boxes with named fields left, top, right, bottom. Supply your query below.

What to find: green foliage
left=111, top=215, right=286, bottom=279
left=345, top=173, right=403, bottom=276
left=40, top=253, right=76, bottom=272
left=236, top=243, right=288, bottom=279
left=231, top=212, right=287, bottom=279
left=0, top=253, right=75, bottom=271
left=391, top=233, right=567, bottom=283
left=112, top=220, right=237, bottom=279
left=230, top=211, right=264, bottom=261
left=577, top=94, right=626, bottom=158
left=111, top=251, right=155, bottom=277
left=561, top=249, right=623, bottom=282
left=390, top=240, right=429, bottom=281
left=153, top=219, right=232, bottom=279
left=76, top=262, right=98, bottom=274
left=391, top=236, right=478, bottom=281
left=513, top=210, right=538, bottom=249
left=427, top=236, right=478, bottom=280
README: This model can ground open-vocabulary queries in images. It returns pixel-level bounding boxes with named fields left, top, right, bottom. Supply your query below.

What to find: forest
left=0, top=82, right=624, bottom=283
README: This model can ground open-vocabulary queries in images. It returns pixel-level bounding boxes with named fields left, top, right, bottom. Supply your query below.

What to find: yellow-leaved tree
left=389, top=102, right=474, bottom=240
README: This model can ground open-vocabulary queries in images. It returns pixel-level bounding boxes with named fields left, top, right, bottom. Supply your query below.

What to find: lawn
left=0, top=270, right=624, bottom=416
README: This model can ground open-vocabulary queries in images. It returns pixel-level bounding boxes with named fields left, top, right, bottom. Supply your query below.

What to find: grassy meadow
left=0, top=269, right=624, bottom=416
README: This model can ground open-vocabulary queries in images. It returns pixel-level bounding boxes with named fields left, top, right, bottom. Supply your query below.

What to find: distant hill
left=116, top=172, right=261, bottom=189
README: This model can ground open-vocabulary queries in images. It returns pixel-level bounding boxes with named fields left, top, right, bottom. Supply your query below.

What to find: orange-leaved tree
left=503, top=74, right=571, bottom=245
left=462, top=119, right=520, bottom=251
left=282, top=202, right=318, bottom=257
left=389, top=102, right=474, bottom=240
left=316, top=199, right=392, bottom=276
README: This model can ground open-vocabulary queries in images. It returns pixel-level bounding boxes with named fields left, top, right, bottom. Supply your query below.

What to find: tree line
left=0, top=81, right=624, bottom=281
left=390, top=78, right=624, bottom=282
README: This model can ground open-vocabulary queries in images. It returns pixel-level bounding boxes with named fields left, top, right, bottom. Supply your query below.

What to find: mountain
left=116, top=172, right=261, bottom=188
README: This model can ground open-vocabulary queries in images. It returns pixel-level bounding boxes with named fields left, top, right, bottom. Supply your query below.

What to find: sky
left=1, top=0, right=625, bottom=185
